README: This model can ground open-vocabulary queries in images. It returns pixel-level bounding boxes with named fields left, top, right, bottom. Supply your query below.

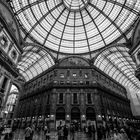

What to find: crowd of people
left=55, top=122, right=140, bottom=140
left=0, top=121, right=140, bottom=140
left=95, top=124, right=140, bottom=140
left=57, top=124, right=69, bottom=140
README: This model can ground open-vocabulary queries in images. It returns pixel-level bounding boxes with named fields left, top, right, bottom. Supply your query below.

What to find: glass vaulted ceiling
left=94, top=46, right=140, bottom=93
left=9, top=0, right=140, bottom=94
left=10, top=0, right=140, bottom=54
left=17, top=45, right=55, bottom=81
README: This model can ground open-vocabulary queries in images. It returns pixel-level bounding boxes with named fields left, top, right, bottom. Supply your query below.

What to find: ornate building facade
left=15, top=56, right=132, bottom=129
left=0, top=0, right=140, bottom=130
left=130, top=18, right=140, bottom=81
left=5, top=90, right=19, bottom=126
left=130, top=18, right=140, bottom=118
left=0, top=0, right=22, bottom=120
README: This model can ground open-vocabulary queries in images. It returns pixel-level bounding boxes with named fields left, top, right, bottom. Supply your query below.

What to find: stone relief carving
left=136, top=29, right=140, bottom=44
left=60, top=57, right=89, bottom=66
left=11, top=50, right=17, bottom=60
left=0, top=3, right=19, bottom=41
left=137, top=51, right=140, bottom=62
left=0, top=35, right=8, bottom=48
left=7, top=21, right=16, bottom=36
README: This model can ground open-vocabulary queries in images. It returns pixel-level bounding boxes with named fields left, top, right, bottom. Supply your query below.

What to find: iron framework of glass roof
left=94, top=45, right=140, bottom=93
left=10, top=0, right=140, bottom=54
left=8, top=0, right=140, bottom=98
left=17, top=44, right=55, bottom=81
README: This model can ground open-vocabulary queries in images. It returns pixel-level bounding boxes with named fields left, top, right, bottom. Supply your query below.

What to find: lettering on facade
left=60, top=57, right=90, bottom=66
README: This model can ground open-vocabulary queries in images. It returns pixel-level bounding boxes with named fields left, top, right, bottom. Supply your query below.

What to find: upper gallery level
left=130, top=18, right=140, bottom=81
left=23, top=56, right=127, bottom=99
left=0, top=1, right=22, bottom=75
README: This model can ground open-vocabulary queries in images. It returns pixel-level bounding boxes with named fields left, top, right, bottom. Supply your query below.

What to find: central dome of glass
left=10, top=0, right=140, bottom=54
left=63, top=0, right=89, bottom=11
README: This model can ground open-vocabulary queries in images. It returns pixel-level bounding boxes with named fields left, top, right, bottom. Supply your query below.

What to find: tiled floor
left=1, top=130, right=97, bottom=140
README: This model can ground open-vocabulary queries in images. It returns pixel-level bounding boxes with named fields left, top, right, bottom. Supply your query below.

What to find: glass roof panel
left=17, top=45, right=55, bottom=81
left=94, top=45, right=140, bottom=93
left=10, top=0, right=140, bottom=54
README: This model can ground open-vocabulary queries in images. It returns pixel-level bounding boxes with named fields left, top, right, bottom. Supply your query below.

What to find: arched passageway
left=56, top=107, right=65, bottom=120
left=86, top=107, right=96, bottom=121
left=71, top=107, right=81, bottom=121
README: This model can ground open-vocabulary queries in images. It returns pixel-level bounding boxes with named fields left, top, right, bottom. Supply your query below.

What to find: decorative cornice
left=0, top=51, right=19, bottom=77
left=0, top=0, right=23, bottom=52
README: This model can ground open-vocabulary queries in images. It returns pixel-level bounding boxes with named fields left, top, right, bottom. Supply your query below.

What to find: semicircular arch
left=56, top=107, right=66, bottom=120
left=0, top=1, right=22, bottom=45
left=17, top=44, right=55, bottom=81
left=93, top=44, right=140, bottom=93
left=59, top=56, right=90, bottom=66
left=25, top=43, right=56, bottom=62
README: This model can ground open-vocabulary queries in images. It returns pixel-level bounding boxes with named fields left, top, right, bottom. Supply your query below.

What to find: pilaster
left=0, top=74, right=5, bottom=89
left=3, top=79, right=12, bottom=108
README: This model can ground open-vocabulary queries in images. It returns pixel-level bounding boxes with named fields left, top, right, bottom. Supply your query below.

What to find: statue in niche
left=61, top=57, right=88, bottom=66
left=0, top=25, right=3, bottom=32
left=7, top=21, right=16, bottom=36
left=0, top=9, right=3, bottom=17
left=0, top=72, right=2, bottom=78
left=0, top=4, right=17, bottom=38
left=0, top=35, right=8, bottom=49
left=136, top=29, right=140, bottom=44
left=68, top=58, right=86, bottom=66
left=137, top=51, right=140, bottom=62
left=69, top=58, right=77, bottom=66
left=11, top=50, right=17, bottom=60
left=77, top=60, right=83, bottom=65
left=8, top=43, right=12, bottom=52
left=132, top=55, right=136, bottom=63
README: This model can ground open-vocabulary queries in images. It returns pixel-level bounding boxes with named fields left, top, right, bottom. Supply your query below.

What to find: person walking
left=57, top=125, right=64, bottom=140
left=108, top=130, right=114, bottom=140
left=120, top=128, right=129, bottom=140
left=24, top=124, right=32, bottom=140
left=92, top=124, right=95, bottom=140
left=70, top=124, right=75, bottom=140
left=0, top=124, right=4, bottom=139
left=63, top=125, right=68, bottom=140
left=44, top=125, right=50, bottom=140
left=88, top=125, right=92, bottom=138
left=97, top=126, right=103, bottom=140
left=31, top=124, right=35, bottom=140
left=113, top=128, right=121, bottom=140
left=136, top=130, right=140, bottom=140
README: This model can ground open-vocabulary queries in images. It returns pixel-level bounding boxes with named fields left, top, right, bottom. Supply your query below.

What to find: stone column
left=80, top=92, right=86, bottom=129
left=50, top=90, right=56, bottom=130
left=0, top=25, right=3, bottom=32
left=66, top=92, right=71, bottom=126
left=2, top=79, right=12, bottom=109
left=0, top=74, right=5, bottom=89
left=0, top=74, right=5, bottom=113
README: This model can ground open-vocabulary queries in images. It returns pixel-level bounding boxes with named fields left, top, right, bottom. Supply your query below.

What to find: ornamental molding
left=0, top=0, right=22, bottom=49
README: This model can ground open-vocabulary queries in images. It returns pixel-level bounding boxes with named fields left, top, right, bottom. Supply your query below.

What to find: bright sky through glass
left=94, top=45, right=140, bottom=96
left=9, top=0, right=140, bottom=100
left=10, top=0, right=140, bottom=54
